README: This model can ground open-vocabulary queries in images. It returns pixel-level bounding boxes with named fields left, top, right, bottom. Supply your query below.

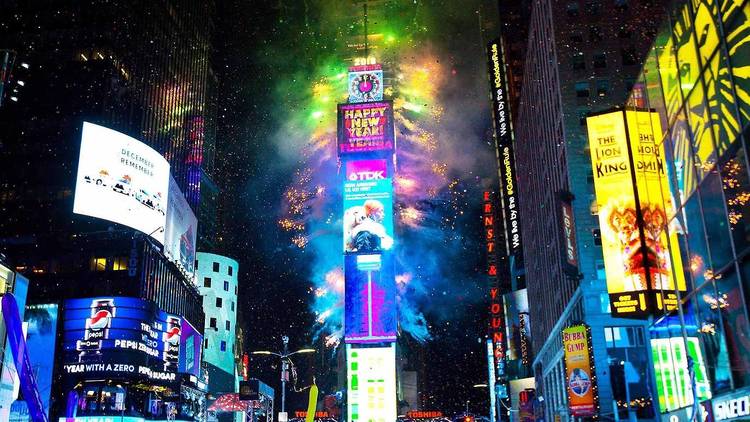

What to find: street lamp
left=251, top=335, right=315, bottom=418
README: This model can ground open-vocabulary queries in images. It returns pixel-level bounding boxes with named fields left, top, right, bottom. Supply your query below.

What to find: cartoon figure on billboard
left=345, top=200, right=393, bottom=253
left=568, top=368, right=592, bottom=397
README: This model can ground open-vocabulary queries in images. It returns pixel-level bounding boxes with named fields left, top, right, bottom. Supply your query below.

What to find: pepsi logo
left=165, top=326, right=181, bottom=344
left=87, top=310, right=112, bottom=330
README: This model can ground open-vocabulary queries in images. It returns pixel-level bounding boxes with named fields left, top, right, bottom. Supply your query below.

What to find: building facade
left=514, top=0, right=668, bottom=420
left=616, top=0, right=750, bottom=419
left=196, top=252, right=239, bottom=394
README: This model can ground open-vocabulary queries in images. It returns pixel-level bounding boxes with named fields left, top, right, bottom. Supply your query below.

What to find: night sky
left=214, top=1, right=500, bottom=415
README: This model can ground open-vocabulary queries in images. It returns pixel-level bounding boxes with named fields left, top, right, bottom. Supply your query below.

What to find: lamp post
left=251, top=335, right=315, bottom=419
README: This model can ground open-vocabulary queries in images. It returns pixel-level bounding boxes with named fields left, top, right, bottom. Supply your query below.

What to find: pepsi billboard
left=343, top=160, right=394, bottom=254
left=61, top=297, right=200, bottom=382
left=344, top=254, right=397, bottom=343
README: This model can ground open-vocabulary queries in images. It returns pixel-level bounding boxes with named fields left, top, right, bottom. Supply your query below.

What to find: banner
left=562, top=324, right=597, bottom=417
left=587, top=109, right=686, bottom=317
left=337, top=101, right=395, bottom=155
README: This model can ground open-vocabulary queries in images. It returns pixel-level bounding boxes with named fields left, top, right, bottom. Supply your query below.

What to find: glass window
left=716, top=267, right=750, bottom=388
left=90, top=257, right=107, bottom=272
left=589, top=26, right=603, bottom=42
left=705, top=51, right=741, bottom=157
left=203, top=277, right=211, bottom=288
left=692, top=281, right=732, bottom=393
left=575, top=81, right=590, bottom=98
left=567, top=2, right=580, bottom=17
left=571, top=31, right=584, bottom=43
left=228, top=266, right=233, bottom=276
left=216, top=297, right=222, bottom=308
left=656, top=21, right=682, bottom=122
left=699, top=169, right=733, bottom=269
left=593, top=52, right=607, bottom=68
left=220, top=341, right=227, bottom=352
left=224, top=280, right=230, bottom=291
left=723, top=1, right=750, bottom=130
left=213, top=262, right=220, bottom=272
left=209, top=318, right=216, bottom=329
left=231, top=301, right=235, bottom=311
left=596, top=79, right=609, bottom=96
left=605, top=326, right=654, bottom=420
left=719, top=144, right=750, bottom=254
left=204, top=338, right=209, bottom=349
left=669, top=111, right=699, bottom=204
left=687, top=82, right=717, bottom=179
left=112, top=257, right=127, bottom=271
left=573, top=52, right=586, bottom=70
left=226, top=320, right=231, bottom=331
left=673, top=3, right=701, bottom=98
left=692, top=0, right=720, bottom=65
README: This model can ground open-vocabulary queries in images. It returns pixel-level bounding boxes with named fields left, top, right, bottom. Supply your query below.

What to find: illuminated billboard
left=343, top=173, right=394, bottom=254
left=503, top=289, right=531, bottom=371
left=651, top=336, right=711, bottom=412
left=73, top=122, right=170, bottom=244
left=487, top=39, right=522, bottom=257
left=61, top=297, right=200, bottom=382
left=337, top=101, right=395, bottom=155
left=346, top=344, right=397, bottom=422
left=562, top=324, right=598, bottom=417
left=344, top=254, right=396, bottom=344
left=348, top=64, right=383, bottom=103
left=24, top=304, right=58, bottom=419
left=164, top=176, right=197, bottom=278
left=586, top=110, right=686, bottom=317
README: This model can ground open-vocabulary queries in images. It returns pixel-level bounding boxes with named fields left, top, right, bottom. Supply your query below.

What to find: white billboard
left=73, top=122, right=170, bottom=243
left=164, top=176, right=197, bottom=278
left=346, top=344, right=396, bottom=422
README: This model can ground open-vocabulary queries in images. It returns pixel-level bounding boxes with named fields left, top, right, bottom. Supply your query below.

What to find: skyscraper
left=513, top=0, right=667, bottom=419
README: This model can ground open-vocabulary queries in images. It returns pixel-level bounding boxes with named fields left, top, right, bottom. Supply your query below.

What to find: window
left=224, top=280, right=230, bottom=291
left=579, top=109, right=589, bottom=126
left=596, top=79, right=610, bottom=96
left=231, top=301, right=235, bottom=311
left=226, top=320, right=231, bottom=331
left=216, top=297, right=222, bottom=308
left=204, top=338, right=209, bottom=349
left=575, top=81, right=590, bottom=98
left=589, top=25, right=603, bottom=42
left=592, top=228, right=602, bottom=245
left=228, top=266, right=233, bottom=276
left=566, top=2, right=579, bottom=17
left=220, top=341, right=227, bottom=352
left=213, top=262, right=220, bottom=272
left=90, top=257, right=107, bottom=272
left=209, top=318, right=217, bottom=329
left=593, top=52, right=607, bottom=68
left=572, top=52, right=586, bottom=70
left=621, top=46, right=637, bottom=65
left=235, top=286, right=238, bottom=295
left=571, top=31, right=584, bottom=43
left=112, top=257, right=127, bottom=271
left=195, top=259, right=198, bottom=268
left=204, top=277, right=211, bottom=288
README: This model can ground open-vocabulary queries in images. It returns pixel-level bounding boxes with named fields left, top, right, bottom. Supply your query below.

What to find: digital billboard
left=179, top=317, right=202, bottom=378
left=487, top=39, right=523, bottom=257
left=61, top=297, right=196, bottom=382
left=344, top=254, right=397, bottom=344
left=346, top=344, right=397, bottom=422
left=348, top=64, right=383, bottom=103
left=73, top=122, right=170, bottom=244
left=164, top=176, right=197, bottom=278
left=23, top=304, right=58, bottom=419
left=503, top=289, right=531, bottom=370
left=337, top=101, right=395, bottom=155
left=562, top=324, right=598, bottom=417
left=587, top=110, right=686, bottom=317
left=651, top=336, right=711, bottom=412
left=343, top=172, right=394, bottom=254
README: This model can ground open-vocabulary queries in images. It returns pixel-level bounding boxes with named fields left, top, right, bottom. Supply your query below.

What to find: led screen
left=343, top=175, right=393, bottom=254
left=651, top=337, right=711, bottom=412
left=164, top=176, right=197, bottom=278
left=346, top=344, right=396, bottom=422
left=73, top=122, right=170, bottom=244
left=587, top=110, right=686, bottom=317
left=23, top=304, right=58, bottom=418
left=562, top=324, right=597, bottom=417
left=503, top=289, right=531, bottom=370
left=344, top=254, right=396, bottom=344
left=61, top=297, right=194, bottom=382
left=348, top=64, right=383, bottom=103
left=179, top=317, right=203, bottom=378
left=337, top=101, right=394, bottom=155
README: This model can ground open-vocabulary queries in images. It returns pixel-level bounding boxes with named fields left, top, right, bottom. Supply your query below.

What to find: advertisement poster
left=19, top=304, right=58, bottom=419
left=164, top=176, right=197, bottom=278
left=343, top=176, right=394, bottom=254
left=61, top=297, right=189, bottom=382
left=179, top=317, right=203, bottom=377
left=651, top=336, right=711, bottom=412
left=348, top=64, right=383, bottom=103
left=562, top=324, right=597, bottom=417
left=73, top=122, right=170, bottom=244
left=346, top=344, right=397, bottom=422
left=344, top=254, right=397, bottom=344
left=337, top=101, right=394, bottom=155
left=503, top=289, right=531, bottom=371
left=587, top=110, right=686, bottom=317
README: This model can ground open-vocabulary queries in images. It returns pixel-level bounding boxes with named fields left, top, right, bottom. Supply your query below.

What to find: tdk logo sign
left=348, top=171, right=384, bottom=181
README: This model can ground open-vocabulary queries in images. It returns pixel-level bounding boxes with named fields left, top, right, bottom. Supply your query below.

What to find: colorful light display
left=337, top=101, right=395, bottom=155
left=651, top=336, right=712, bottom=412
left=346, top=344, right=397, bottom=422
left=586, top=109, right=687, bottom=317
left=344, top=254, right=397, bottom=344
left=562, top=324, right=598, bottom=417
